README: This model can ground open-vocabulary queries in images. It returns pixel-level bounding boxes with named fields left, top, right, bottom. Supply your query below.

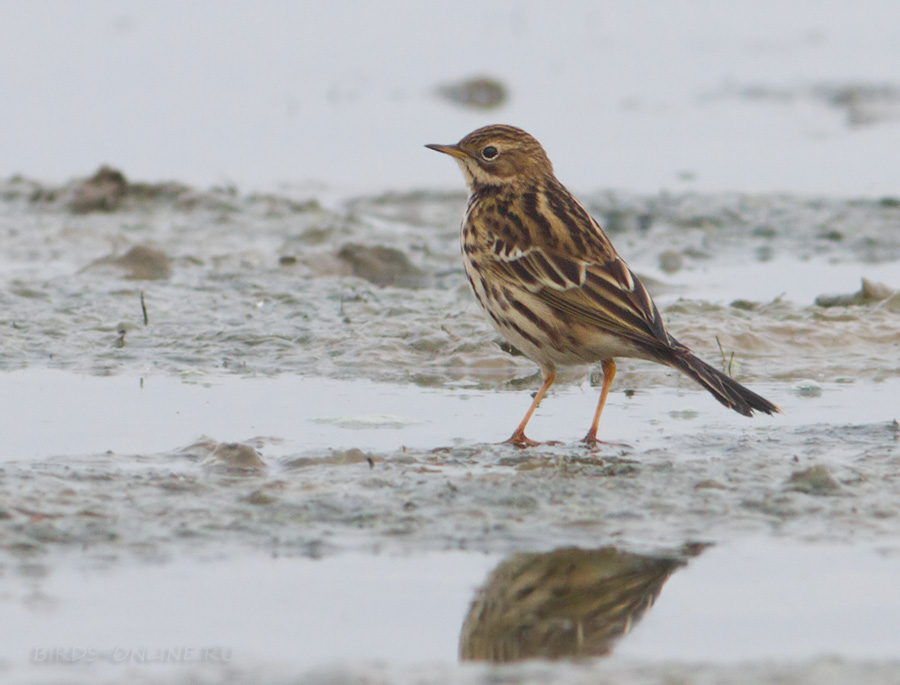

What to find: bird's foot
left=581, top=434, right=631, bottom=450
left=581, top=431, right=602, bottom=446
left=504, top=431, right=540, bottom=448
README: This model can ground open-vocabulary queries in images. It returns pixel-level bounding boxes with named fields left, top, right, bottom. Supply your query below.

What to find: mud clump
left=69, top=166, right=128, bottom=213
left=337, top=243, right=428, bottom=288
left=437, top=76, right=508, bottom=110
left=787, top=465, right=842, bottom=495
left=815, top=278, right=899, bottom=309
left=177, top=438, right=265, bottom=470
left=202, top=442, right=266, bottom=470
left=83, top=244, right=172, bottom=280
left=658, top=249, right=684, bottom=274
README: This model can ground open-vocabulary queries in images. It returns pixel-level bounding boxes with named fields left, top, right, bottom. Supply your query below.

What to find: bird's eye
left=481, top=146, right=499, bottom=160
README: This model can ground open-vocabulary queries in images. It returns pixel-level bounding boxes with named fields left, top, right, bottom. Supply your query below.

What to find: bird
left=426, top=124, right=779, bottom=447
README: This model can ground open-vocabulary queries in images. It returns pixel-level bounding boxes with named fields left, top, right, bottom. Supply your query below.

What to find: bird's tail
left=667, top=348, right=780, bottom=417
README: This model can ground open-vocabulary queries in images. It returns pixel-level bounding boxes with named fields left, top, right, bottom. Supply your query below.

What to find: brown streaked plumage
left=427, top=124, right=779, bottom=446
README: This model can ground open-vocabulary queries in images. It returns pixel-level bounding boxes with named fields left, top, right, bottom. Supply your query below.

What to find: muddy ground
left=1, top=172, right=900, bottom=683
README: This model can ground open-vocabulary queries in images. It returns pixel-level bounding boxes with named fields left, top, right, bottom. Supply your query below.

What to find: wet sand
left=1, top=173, right=899, bottom=683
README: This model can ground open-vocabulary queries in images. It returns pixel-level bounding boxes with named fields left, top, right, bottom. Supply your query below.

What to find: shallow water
left=2, top=369, right=899, bottom=462
left=616, top=539, right=900, bottom=662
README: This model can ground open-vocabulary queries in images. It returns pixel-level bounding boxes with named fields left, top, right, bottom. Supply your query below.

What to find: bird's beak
left=425, top=143, right=468, bottom=160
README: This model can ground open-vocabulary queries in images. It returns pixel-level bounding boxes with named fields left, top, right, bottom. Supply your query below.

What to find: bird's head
left=426, top=124, right=554, bottom=189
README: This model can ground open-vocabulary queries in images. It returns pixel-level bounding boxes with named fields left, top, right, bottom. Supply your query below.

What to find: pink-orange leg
left=505, top=369, right=556, bottom=447
left=583, top=359, right=617, bottom=444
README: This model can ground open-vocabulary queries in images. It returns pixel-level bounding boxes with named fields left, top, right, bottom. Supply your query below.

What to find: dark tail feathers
left=669, top=349, right=780, bottom=417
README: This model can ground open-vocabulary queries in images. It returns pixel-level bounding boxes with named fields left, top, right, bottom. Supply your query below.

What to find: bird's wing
left=485, top=236, right=672, bottom=351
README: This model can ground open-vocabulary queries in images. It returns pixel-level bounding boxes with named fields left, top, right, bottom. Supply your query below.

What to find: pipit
left=427, top=124, right=779, bottom=447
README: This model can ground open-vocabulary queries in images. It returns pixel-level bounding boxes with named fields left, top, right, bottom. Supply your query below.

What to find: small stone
left=247, top=489, right=278, bottom=505
left=695, top=479, right=728, bottom=490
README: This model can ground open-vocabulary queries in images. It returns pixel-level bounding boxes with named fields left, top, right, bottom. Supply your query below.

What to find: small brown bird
left=427, top=124, right=779, bottom=446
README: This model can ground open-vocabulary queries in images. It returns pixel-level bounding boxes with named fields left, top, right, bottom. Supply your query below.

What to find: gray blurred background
left=2, top=0, right=899, bottom=196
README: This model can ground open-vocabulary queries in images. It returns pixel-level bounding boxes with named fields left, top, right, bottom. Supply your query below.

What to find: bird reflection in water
left=459, top=543, right=706, bottom=662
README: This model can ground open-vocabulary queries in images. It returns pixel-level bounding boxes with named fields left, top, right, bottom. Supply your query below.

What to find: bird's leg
left=505, top=369, right=556, bottom=447
left=583, top=359, right=616, bottom=444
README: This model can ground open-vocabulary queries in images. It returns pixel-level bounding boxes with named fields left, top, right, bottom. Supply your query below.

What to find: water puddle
left=2, top=369, right=898, bottom=462
left=614, top=539, right=900, bottom=662
left=4, top=540, right=900, bottom=682
left=648, top=257, right=900, bottom=307
left=5, top=552, right=496, bottom=681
